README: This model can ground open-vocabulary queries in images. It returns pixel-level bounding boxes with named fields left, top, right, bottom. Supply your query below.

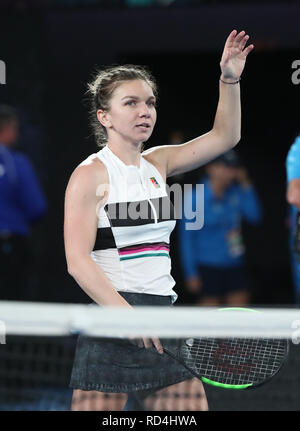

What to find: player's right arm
left=64, top=161, right=163, bottom=353
left=64, top=161, right=132, bottom=307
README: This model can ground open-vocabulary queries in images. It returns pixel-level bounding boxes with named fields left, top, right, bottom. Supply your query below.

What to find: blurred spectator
left=286, top=134, right=300, bottom=304
left=179, top=150, right=262, bottom=306
left=0, top=105, right=47, bottom=300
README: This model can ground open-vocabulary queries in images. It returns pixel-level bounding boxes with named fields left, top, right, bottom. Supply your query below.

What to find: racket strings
left=180, top=338, right=288, bottom=385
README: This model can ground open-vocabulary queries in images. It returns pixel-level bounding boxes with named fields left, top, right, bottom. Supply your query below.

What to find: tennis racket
left=161, top=307, right=289, bottom=390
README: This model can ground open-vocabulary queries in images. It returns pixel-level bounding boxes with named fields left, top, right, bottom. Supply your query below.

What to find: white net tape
left=0, top=301, right=299, bottom=339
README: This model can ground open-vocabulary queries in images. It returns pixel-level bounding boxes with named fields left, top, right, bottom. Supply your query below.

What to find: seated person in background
left=179, top=150, right=262, bottom=306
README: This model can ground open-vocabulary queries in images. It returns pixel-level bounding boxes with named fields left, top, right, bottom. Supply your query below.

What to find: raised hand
left=220, top=30, right=254, bottom=82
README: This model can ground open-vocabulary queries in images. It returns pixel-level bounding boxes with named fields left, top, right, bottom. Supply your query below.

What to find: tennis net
left=0, top=301, right=299, bottom=411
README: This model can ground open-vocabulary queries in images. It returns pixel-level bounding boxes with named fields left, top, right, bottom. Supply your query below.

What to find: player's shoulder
left=142, top=144, right=168, bottom=162
left=142, top=145, right=168, bottom=180
left=67, top=153, right=109, bottom=193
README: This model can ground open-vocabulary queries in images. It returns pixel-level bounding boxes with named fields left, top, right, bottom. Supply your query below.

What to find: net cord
left=0, top=301, right=299, bottom=339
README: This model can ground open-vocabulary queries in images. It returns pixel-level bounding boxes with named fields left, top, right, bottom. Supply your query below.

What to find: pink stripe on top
left=119, top=245, right=169, bottom=255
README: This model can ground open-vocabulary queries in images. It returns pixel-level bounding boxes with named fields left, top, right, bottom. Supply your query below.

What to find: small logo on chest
left=150, top=177, right=160, bottom=188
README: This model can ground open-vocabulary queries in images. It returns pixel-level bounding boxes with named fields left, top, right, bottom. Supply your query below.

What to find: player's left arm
left=143, top=30, right=254, bottom=178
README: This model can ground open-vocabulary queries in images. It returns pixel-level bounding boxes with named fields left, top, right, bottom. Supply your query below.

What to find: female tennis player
left=64, top=30, right=254, bottom=411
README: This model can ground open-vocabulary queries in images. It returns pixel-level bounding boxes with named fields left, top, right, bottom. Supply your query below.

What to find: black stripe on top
left=92, top=196, right=175, bottom=251
left=104, top=196, right=175, bottom=227
left=93, top=227, right=116, bottom=251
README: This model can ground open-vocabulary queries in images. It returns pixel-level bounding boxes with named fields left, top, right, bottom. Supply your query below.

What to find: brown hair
left=86, top=64, right=158, bottom=147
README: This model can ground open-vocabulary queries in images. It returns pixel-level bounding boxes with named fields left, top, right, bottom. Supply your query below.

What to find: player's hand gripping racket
left=161, top=307, right=289, bottom=390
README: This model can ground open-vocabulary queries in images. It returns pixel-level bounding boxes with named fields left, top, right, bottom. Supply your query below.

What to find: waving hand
left=220, top=30, right=254, bottom=82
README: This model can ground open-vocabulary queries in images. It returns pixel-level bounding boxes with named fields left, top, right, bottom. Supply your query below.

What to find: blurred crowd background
left=1, top=0, right=300, bottom=305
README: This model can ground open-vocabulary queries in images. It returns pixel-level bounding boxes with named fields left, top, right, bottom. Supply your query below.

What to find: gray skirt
left=69, top=291, right=193, bottom=393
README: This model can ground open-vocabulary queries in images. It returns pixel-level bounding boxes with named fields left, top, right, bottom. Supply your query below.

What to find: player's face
left=104, top=79, right=157, bottom=144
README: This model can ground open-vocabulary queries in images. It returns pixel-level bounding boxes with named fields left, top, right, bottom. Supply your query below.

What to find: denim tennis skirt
left=69, top=291, right=193, bottom=393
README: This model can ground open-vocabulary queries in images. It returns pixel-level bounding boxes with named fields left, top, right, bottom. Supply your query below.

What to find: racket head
left=162, top=307, right=289, bottom=390
left=182, top=336, right=289, bottom=390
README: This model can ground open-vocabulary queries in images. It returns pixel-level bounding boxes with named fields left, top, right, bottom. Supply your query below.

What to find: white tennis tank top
left=90, top=144, right=178, bottom=303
